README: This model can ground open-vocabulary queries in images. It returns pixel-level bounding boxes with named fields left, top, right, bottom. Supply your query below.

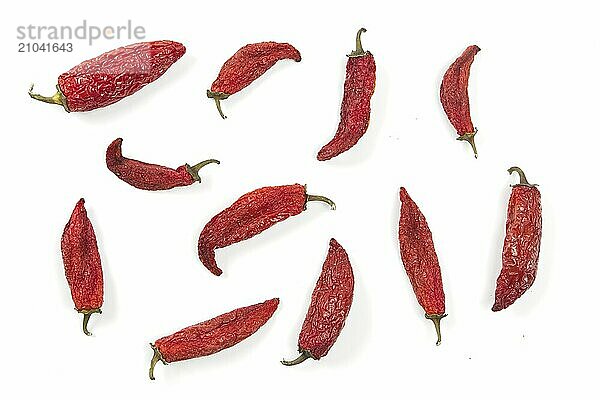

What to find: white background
left=1, top=0, right=598, bottom=398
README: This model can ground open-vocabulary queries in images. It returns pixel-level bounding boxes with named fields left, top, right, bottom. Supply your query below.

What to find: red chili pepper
left=105, top=138, right=219, bottom=191
left=317, top=28, right=376, bottom=161
left=29, top=40, right=185, bottom=112
left=61, top=198, right=104, bottom=336
left=398, top=188, right=446, bottom=345
left=281, top=238, right=354, bottom=366
left=198, top=184, right=335, bottom=276
left=493, top=167, right=542, bottom=311
left=149, top=298, right=279, bottom=380
left=207, top=42, right=301, bottom=119
left=440, top=45, right=481, bottom=158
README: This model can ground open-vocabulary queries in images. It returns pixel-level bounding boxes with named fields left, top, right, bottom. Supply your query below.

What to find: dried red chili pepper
left=207, top=42, right=301, bottom=119
left=29, top=40, right=185, bottom=112
left=198, top=184, right=335, bottom=276
left=106, top=138, right=219, bottom=191
left=317, top=28, right=376, bottom=161
left=61, top=198, right=104, bottom=336
left=440, top=45, right=481, bottom=158
left=149, top=298, right=279, bottom=380
left=281, top=238, right=354, bottom=366
left=493, top=167, right=542, bottom=311
left=398, top=187, right=446, bottom=345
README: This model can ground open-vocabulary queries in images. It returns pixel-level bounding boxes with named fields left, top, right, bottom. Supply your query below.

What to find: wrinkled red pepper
left=493, top=167, right=542, bottom=311
left=317, top=28, right=376, bottom=161
left=29, top=40, right=185, bottom=112
left=440, top=45, right=480, bottom=157
left=106, top=138, right=219, bottom=191
left=207, top=42, right=301, bottom=118
left=149, top=298, right=279, bottom=380
left=61, top=198, right=104, bottom=336
left=282, top=238, right=354, bottom=365
left=398, top=188, right=446, bottom=345
left=198, top=184, right=335, bottom=276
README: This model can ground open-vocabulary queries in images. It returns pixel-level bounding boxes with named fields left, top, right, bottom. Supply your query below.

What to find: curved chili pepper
left=106, top=138, right=219, bottom=191
left=282, top=238, right=354, bottom=366
left=207, top=42, right=301, bottom=119
left=398, top=188, right=446, bottom=345
left=440, top=45, right=481, bottom=158
left=198, top=184, right=335, bottom=276
left=29, top=40, right=185, bottom=112
left=493, top=167, right=542, bottom=311
left=61, top=199, right=104, bottom=336
left=149, top=298, right=279, bottom=380
left=317, top=28, right=376, bottom=161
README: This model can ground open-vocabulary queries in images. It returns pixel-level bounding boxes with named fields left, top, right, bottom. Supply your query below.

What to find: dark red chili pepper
left=149, top=298, right=279, bottom=380
left=61, top=198, right=104, bottom=336
left=398, top=187, right=446, bottom=345
left=440, top=45, right=481, bottom=158
left=317, top=28, right=376, bottom=161
left=281, top=238, right=354, bottom=366
left=198, top=184, right=335, bottom=276
left=29, top=40, right=185, bottom=112
left=493, top=167, right=542, bottom=311
left=106, top=138, right=219, bottom=191
left=207, top=42, right=301, bottom=119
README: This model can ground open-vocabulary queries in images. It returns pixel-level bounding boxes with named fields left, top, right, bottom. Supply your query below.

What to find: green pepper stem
left=425, top=313, right=447, bottom=346
left=78, top=308, right=102, bottom=336
left=348, top=28, right=367, bottom=57
left=457, top=131, right=478, bottom=158
left=206, top=90, right=230, bottom=119
left=28, top=84, right=69, bottom=112
left=186, top=159, right=220, bottom=182
left=281, top=350, right=312, bottom=366
left=508, top=166, right=536, bottom=187
left=306, top=194, right=336, bottom=210
left=149, top=343, right=167, bottom=381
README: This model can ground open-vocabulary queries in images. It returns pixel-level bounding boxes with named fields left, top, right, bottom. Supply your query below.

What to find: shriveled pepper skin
left=207, top=42, right=301, bottom=118
left=30, top=41, right=185, bottom=112
left=282, top=239, right=354, bottom=365
left=317, top=28, right=376, bottom=161
left=440, top=45, right=480, bottom=157
left=198, top=184, right=335, bottom=276
left=61, top=199, right=104, bottom=336
left=493, top=167, right=542, bottom=311
left=106, top=138, right=219, bottom=191
left=149, top=298, right=279, bottom=380
left=398, top=187, right=446, bottom=345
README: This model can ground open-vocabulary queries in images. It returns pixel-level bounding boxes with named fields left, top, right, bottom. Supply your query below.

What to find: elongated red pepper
left=493, top=167, right=542, bottom=311
left=61, top=199, right=104, bottom=336
left=398, top=188, right=446, bottom=345
left=29, top=40, right=185, bottom=112
left=106, top=138, right=219, bottom=191
left=440, top=45, right=480, bottom=157
left=282, top=239, right=354, bottom=366
left=198, top=184, right=335, bottom=276
left=317, top=28, right=376, bottom=161
left=207, top=42, right=301, bottom=118
left=149, top=298, right=279, bottom=380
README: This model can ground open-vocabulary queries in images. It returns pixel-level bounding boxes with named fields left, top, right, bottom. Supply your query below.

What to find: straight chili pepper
left=61, top=199, right=104, bottom=336
left=198, top=184, right=335, bottom=276
left=493, top=167, right=542, bottom=311
left=440, top=45, right=481, bottom=158
left=282, top=238, right=354, bottom=366
left=29, top=40, right=185, bottom=112
left=106, top=138, right=219, bottom=191
left=398, top=188, right=446, bottom=345
left=207, top=42, right=301, bottom=118
left=149, top=298, right=279, bottom=380
left=317, top=28, right=376, bottom=161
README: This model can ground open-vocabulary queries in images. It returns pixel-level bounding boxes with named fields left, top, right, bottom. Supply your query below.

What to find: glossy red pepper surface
left=149, top=298, right=279, bottom=379
left=106, top=138, right=219, bottom=191
left=398, top=187, right=446, bottom=345
left=317, top=28, right=376, bottom=161
left=61, top=198, right=104, bottom=335
left=440, top=45, right=480, bottom=157
left=282, top=239, right=354, bottom=365
left=198, top=184, right=335, bottom=276
left=493, top=167, right=542, bottom=311
left=30, top=40, right=185, bottom=112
